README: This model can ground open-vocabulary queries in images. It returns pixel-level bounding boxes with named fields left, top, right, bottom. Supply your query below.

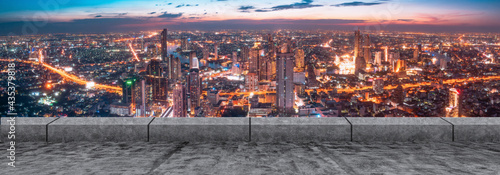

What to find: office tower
left=267, top=34, right=275, bottom=57
left=181, top=37, right=189, bottom=51
left=276, top=44, right=295, bottom=115
left=189, top=51, right=197, bottom=69
left=232, top=51, right=240, bottom=74
left=355, top=53, right=366, bottom=75
left=439, top=58, right=447, bottom=70
left=373, top=78, right=384, bottom=95
left=354, top=29, right=361, bottom=59
left=446, top=88, right=462, bottom=117
left=375, top=51, right=382, bottom=65
left=249, top=46, right=260, bottom=73
left=147, top=59, right=168, bottom=103
left=439, top=43, right=443, bottom=53
left=384, top=47, right=388, bottom=62
left=392, top=84, right=404, bottom=105
left=245, top=73, right=258, bottom=92
left=413, top=48, right=419, bottom=62
left=214, top=43, right=219, bottom=60
left=173, top=83, right=187, bottom=117
left=188, top=56, right=200, bottom=115
left=122, top=78, right=137, bottom=104
left=161, top=29, right=173, bottom=80
left=135, top=78, right=151, bottom=117
left=295, top=48, right=305, bottom=71
left=363, top=34, right=371, bottom=64
left=240, top=45, right=250, bottom=62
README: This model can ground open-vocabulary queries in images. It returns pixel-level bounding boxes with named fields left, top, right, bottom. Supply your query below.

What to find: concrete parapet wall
left=347, top=118, right=453, bottom=142
left=47, top=118, right=153, bottom=142
left=150, top=118, right=249, bottom=142
left=1, top=117, right=499, bottom=142
left=442, top=117, right=500, bottom=142
left=250, top=117, right=351, bottom=142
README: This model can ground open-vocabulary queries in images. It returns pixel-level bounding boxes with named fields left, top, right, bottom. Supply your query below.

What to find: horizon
left=1, top=0, right=500, bottom=35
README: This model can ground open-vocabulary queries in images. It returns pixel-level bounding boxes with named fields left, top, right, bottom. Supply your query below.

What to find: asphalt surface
left=1, top=142, right=500, bottom=174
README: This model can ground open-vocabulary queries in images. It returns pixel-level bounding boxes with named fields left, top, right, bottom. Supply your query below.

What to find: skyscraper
left=294, top=48, right=305, bottom=71
left=249, top=46, right=261, bottom=74
left=354, top=29, right=361, bottom=59
left=147, top=59, right=168, bottom=103
left=161, top=29, right=173, bottom=79
left=173, top=83, right=187, bottom=117
left=181, top=37, right=189, bottom=51
left=363, top=34, right=371, bottom=64
left=446, top=88, right=462, bottom=117
left=276, top=44, right=295, bottom=115
left=245, top=73, right=258, bottom=92
left=214, top=43, right=219, bottom=60
left=240, top=45, right=250, bottom=69
left=122, top=77, right=137, bottom=104
left=188, top=56, right=200, bottom=115
left=375, top=51, right=382, bottom=65
left=231, top=51, right=240, bottom=74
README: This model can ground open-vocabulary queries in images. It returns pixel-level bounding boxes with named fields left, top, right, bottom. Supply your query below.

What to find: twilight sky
left=1, top=0, right=499, bottom=35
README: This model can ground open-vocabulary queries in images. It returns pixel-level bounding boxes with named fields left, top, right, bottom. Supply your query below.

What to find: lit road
left=0, top=59, right=122, bottom=94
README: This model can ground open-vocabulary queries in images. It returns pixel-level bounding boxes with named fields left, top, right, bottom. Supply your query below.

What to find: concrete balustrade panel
left=250, top=117, right=351, bottom=142
left=1, top=117, right=59, bottom=142
left=150, top=118, right=249, bottom=142
left=48, top=117, right=153, bottom=142
left=442, top=117, right=500, bottom=142
left=348, top=117, right=453, bottom=142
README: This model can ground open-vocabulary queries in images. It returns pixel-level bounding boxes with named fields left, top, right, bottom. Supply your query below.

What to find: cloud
left=95, top=15, right=102, bottom=18
left=90, top=13, right=127, bottom=18
left=149, top=12, right=156, bottom=14
left=256, top=0, right=323, bottom=12
left=158, top=12, right=183, bottom=18
left=332, top=1, right=387, bottom=7
left=238, top=6, right=255, bottom=12
left=397, top=19, right=414, bottom=22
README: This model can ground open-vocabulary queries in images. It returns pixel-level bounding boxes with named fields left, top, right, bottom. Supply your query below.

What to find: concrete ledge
left=1, top=117, right=58, bottom=142
left=348, top=118, right=452, bottom=142
left=442, top=117, right=500, bottom=142
left=250, top=117, right=351, bottom=142
left=149, top=118, right=249, bottom=142
left=48, top=118, right=153, bottom=142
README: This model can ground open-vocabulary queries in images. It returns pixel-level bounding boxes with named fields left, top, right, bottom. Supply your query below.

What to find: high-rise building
left=375, top=51, right=382, bottom=65
left=147, top=59, right=168, bottom=103
left=231, top=51, right=240, bottom=74
left=392, top=84, right=404, bottom=105
left=249, top=46, right=261, bottom=74
left=246, top=73, right=258, bottom=92
left=189, top=51, right=197, bottom=70
left=294, top=48, right=305, bottom=71
left=276, top=44, right=295, bottom=115
left=181, top=37, right=189, bottom=51
left=363, top=34, right=371, bottom=64
left=161, top=29, right=173, bottom=80
left=214, top=43, right=219, bottom=60
left=373, top=78, right=384, bottom=94
left=122, top=77, right=137, bottom=104
left=354, top=29, right=362, bottom=59
left=413, top=48, right=419, bottom=62
left=446, top=88, right=462, bottom=117
left=173, top=83, right=187, bottom=117
left=187, top=56, right=200, bottom=115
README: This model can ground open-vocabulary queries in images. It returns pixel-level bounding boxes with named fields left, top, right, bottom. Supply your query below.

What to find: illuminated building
left=375, top=51, right=382, bottom=65
left=363, top=34, right=371, bottom=64
left=373, top=78, right=384, bottom=95
left=202, top=46, right=209, bottom=60
left=354, top=29, right=361, bottom=59
left=355, top=54, right=366, bottom=75
left=392, top=84, right=404, bottom=105
left=294, top=48, right=305, bottom=71
left=147, top=59, right=168, bottom=103
left=189, top=51, right=197, bottom=70
left=214, top=42, right=219, bottom=60
left=232, top=51, right=241, bottom=75
left=240, top=45, right=250, bottom=64
left=249, top=45, right=263, bottom=74
left=188, top=56, right=201, bottom=115
left=173, top=83, right=187, bottom=117
left=122, top=78, right=137, bottom=104
left=207, top=89, right=220, bottom=105
left=246, top=73, right=258, bottom=92
left=136, top=78, right=151, bottom=117
left=413, top=48, right=419, bottom=62
left=446, top=88, right=462, bottom=117
left=276, top=44, right=295, bottom=115
left=181, top=37, right=189, bottom=51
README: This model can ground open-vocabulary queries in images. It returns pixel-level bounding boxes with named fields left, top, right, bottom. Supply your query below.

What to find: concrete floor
left=1, top=142, right=500, bottom=174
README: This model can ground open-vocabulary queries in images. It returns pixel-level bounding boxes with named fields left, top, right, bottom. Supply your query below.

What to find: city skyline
left=1, top=0, right=500, bottom=35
